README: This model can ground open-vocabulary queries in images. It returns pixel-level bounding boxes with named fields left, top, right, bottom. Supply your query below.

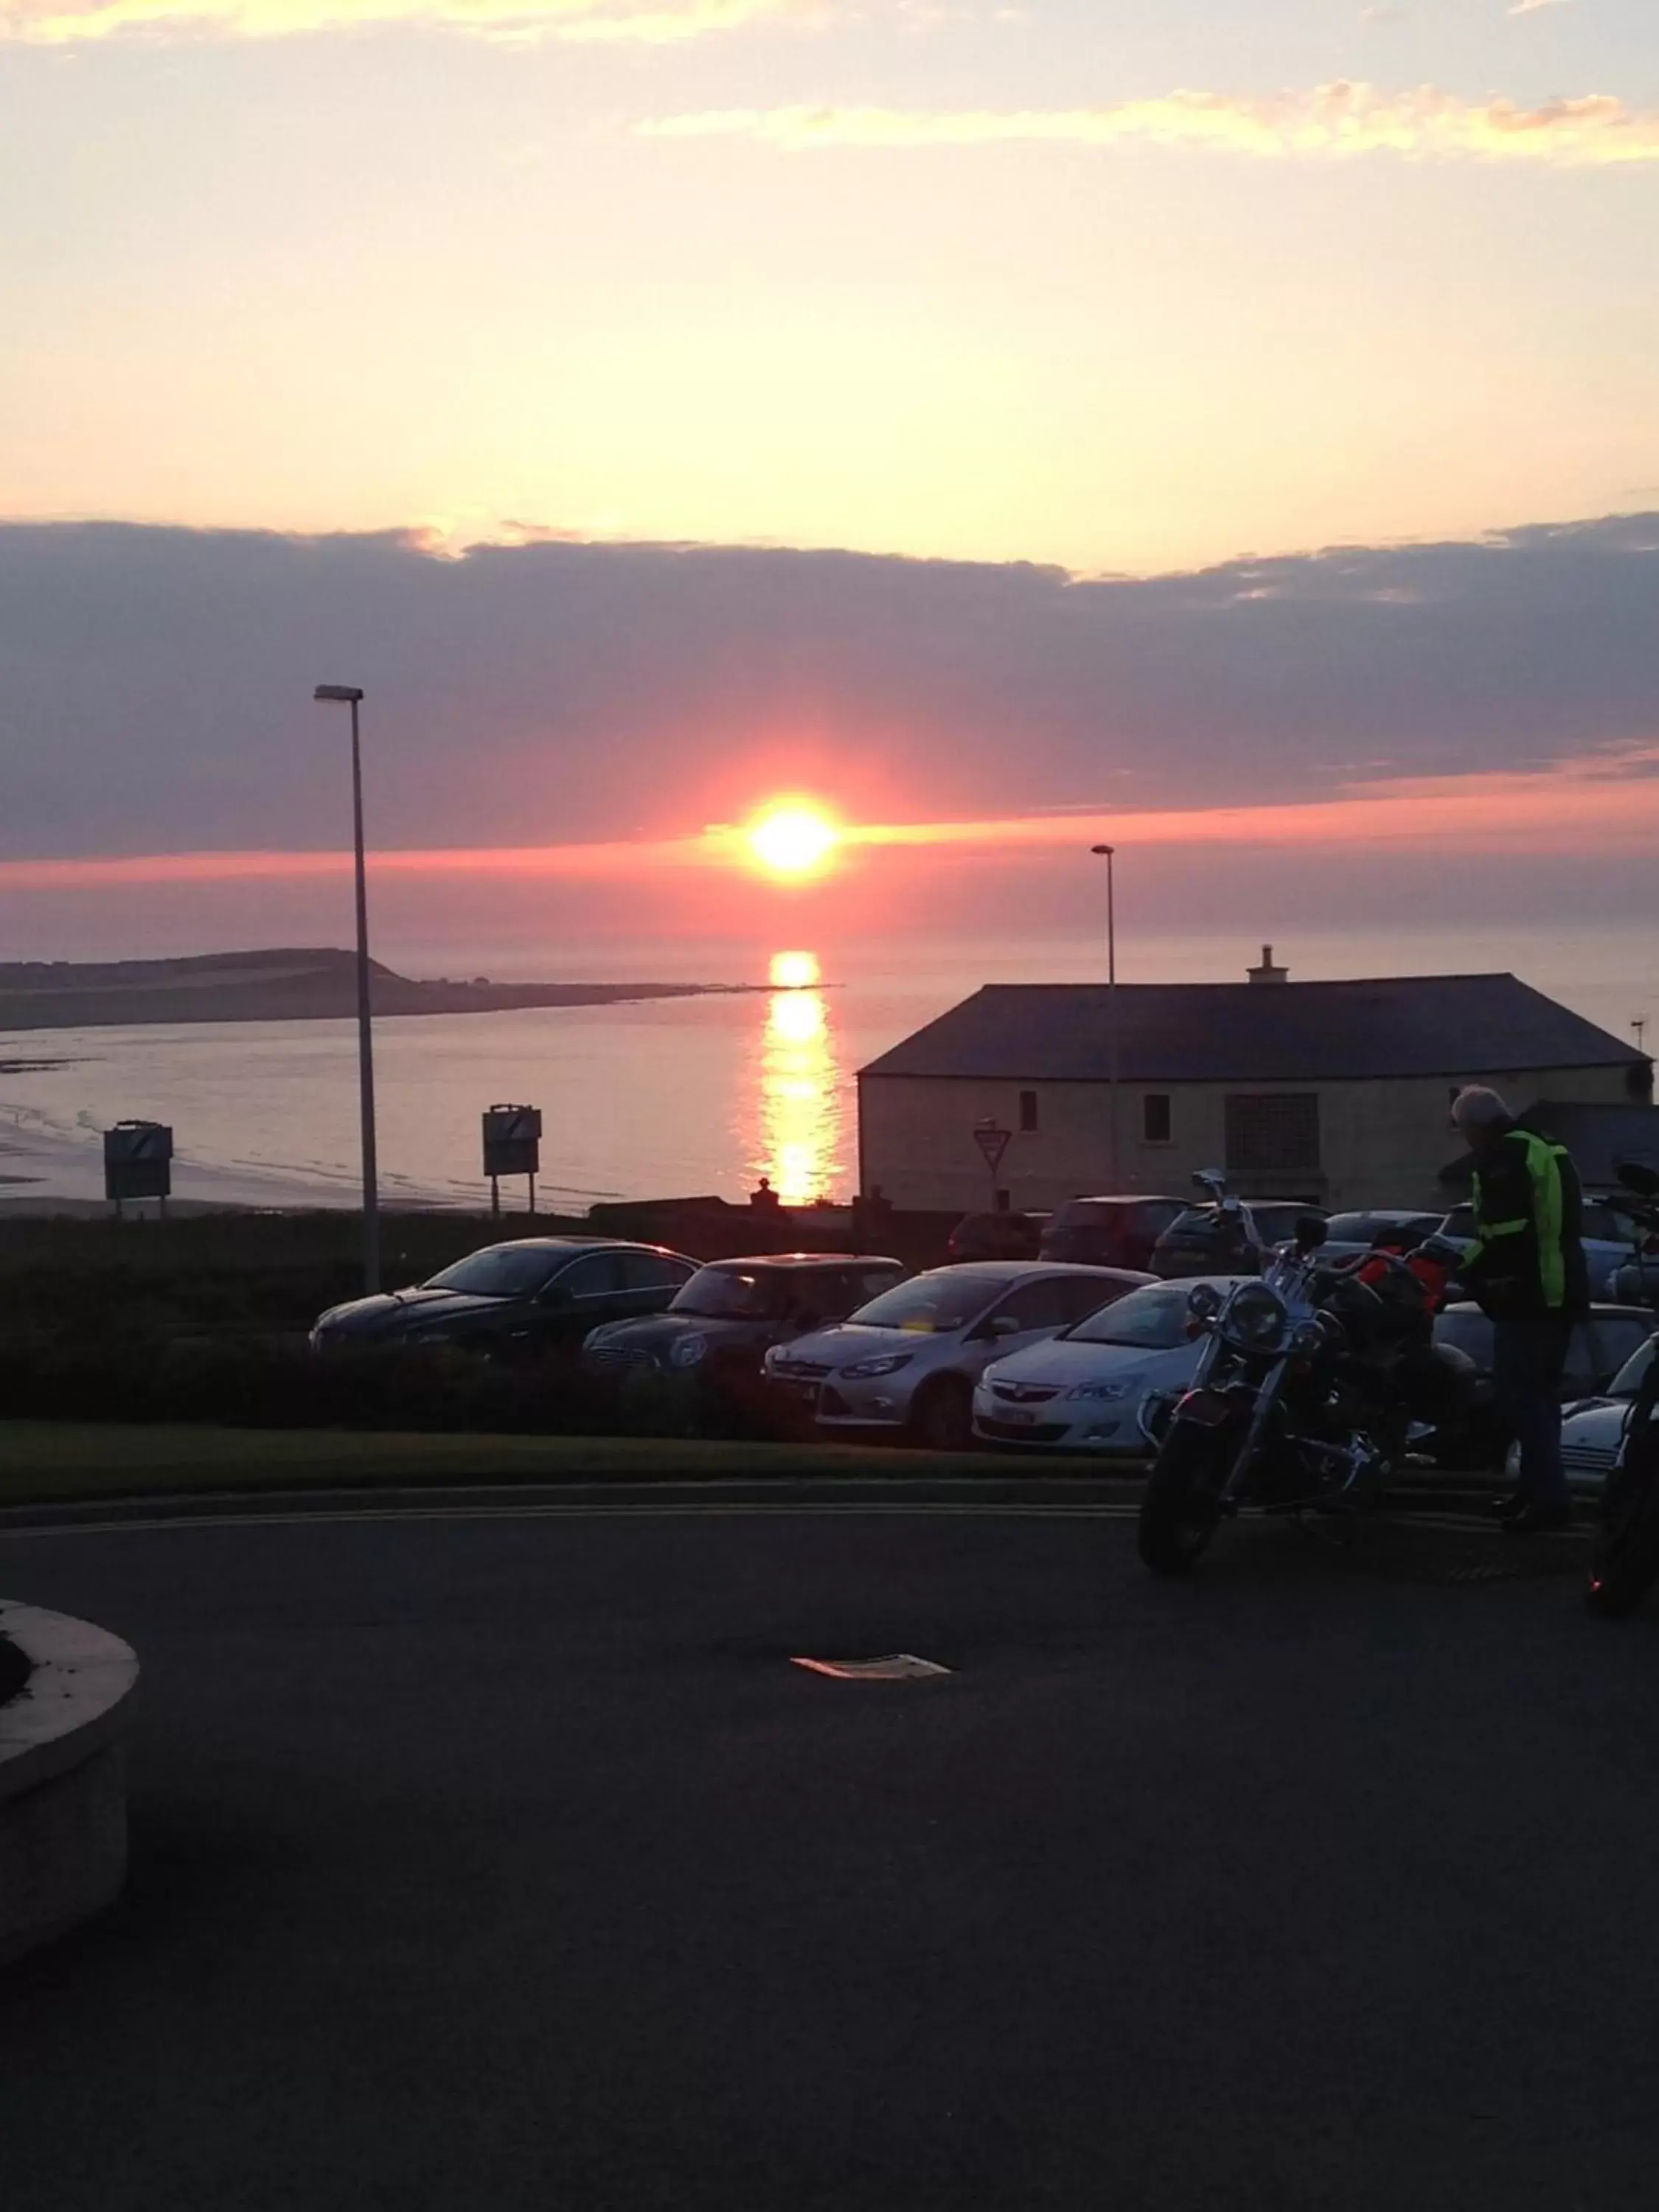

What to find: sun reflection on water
left=749, top=951, right=844, bottom=1205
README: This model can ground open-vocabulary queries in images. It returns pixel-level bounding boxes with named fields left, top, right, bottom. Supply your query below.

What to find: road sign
left=104, top=1120, right=173, bottom=1205
left=973, top=1124, right=1012, bottom=1174
left=481, top=1104, right=542, bottom=1180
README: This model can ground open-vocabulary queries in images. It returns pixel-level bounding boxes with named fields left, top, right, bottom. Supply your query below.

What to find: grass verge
left=0, top=1422, right=1057, bottom=1509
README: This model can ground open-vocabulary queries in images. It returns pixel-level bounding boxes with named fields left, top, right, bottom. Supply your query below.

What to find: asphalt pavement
left=3, top=1484, right=1658, bottom=2212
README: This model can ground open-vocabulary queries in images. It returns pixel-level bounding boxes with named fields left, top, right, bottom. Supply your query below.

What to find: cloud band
left=638, top=84, right=1659, bottom=166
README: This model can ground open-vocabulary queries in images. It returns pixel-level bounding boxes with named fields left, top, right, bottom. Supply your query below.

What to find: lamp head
left=1091, top=843, right=1115, bottom=857
left=313, top=684, right=364, bottom=703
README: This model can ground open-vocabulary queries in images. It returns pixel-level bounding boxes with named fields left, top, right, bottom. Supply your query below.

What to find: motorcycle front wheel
left=1138, top=1419, right=1231, bottom=1576
left=1586, top=1440, right=1659, bottom=1618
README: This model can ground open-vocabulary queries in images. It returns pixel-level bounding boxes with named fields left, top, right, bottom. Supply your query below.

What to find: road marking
left=0, top=1495, right=1561, bottom=1543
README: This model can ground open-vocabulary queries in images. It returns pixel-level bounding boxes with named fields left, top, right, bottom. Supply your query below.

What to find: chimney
left=1248, top=944, right=1288, bottom=985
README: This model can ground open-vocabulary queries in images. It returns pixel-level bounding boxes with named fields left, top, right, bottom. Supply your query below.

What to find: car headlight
left=1064, top=1380, right=1132, bottom=1402
left=1224, top=1283, right=1288, bottom=1352
left=841, top=1352, right=914, bottom=1380
left=670, top=1335, right=709, bottom=1369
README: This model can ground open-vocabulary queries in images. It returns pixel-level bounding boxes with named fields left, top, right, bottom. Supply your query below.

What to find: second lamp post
left=1091, top=843, right=1120, bottom=1191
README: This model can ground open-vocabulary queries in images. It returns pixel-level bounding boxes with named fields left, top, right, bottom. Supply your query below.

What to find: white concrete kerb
left=0, top=1600, right=140, bottom=1965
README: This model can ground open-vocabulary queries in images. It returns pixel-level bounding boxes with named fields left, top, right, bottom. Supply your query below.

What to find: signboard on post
left=973, top=1121, right=1012, bottom=1206
left=481, top=1104, right=542, bottom=1214
left=105, top=1120, right=173, bottom=1214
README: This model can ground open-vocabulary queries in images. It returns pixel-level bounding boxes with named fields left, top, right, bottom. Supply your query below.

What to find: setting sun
left=744, top=804, right=841, bottom=881
left=769, top=950, right=821, bottom=990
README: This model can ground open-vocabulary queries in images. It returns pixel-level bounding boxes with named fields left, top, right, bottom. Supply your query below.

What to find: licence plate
left=1000, top=1407, right=1037, bottom=1425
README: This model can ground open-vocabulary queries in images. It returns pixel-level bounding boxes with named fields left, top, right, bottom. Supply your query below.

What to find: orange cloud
left=639, top=84, right=1659, bottom=166
left=8, top=754, right=1658, bottom=894
left=0, top=835, right=706, bottom=891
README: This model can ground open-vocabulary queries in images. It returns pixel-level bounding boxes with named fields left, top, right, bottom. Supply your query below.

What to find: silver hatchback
left=763, top=1262, right=1155, bottom=1451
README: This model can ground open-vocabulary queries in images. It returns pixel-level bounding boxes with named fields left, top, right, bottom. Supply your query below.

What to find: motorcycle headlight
left=841, top=1352, right=914, bottom=1380
left=1065, top=1380, right=1132, bottom=1402
left=669, top=1334, right=709, bottom=1370
left=1187, top=1283, right=1223, bottom=1323
left=1290, top=1319, right=1326, bottom=1357
left=1224, top=1283, right=1288, bottom=1352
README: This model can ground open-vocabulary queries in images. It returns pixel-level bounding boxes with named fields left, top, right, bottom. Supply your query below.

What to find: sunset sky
left=2, top=0, right=1657, bottom=965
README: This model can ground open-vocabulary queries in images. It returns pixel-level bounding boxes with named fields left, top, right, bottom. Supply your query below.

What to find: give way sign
left=973, top=1124, right=1012, bottom=1173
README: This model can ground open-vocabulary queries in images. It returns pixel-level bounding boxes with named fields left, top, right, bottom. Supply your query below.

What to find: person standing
left=1450, top=1087, right=1588, bottom=1533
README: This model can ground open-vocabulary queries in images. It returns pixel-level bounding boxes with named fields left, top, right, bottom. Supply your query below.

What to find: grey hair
left=1451, top=1085, right=1512, bottom=1133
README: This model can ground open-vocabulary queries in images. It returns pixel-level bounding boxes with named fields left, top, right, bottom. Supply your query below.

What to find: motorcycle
left=1137, top=1211, right=1471, bottom=1576
left=1585, top=1161, right=1659, bottom=1618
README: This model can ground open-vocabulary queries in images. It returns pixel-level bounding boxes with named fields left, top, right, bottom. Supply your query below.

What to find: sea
left=1, top=925, right=1654, bottom=1213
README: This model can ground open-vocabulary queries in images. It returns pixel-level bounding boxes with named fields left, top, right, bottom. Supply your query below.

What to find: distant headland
left=0, top=949, right=757, bottom=1034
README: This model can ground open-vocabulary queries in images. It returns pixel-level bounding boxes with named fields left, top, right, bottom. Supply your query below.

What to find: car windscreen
left=1434, top=1310, right=1495, bottom=1366
left=669, top=1267, right=784, bottom=1320
left=1164, top=1208, right=1250, bottom=1242
left=1064, top=1282, right=1196, bottom=1349
left=1325, top=1213, right=1428, bottom=1245
left=423, top=1247, right=563, bottom=1298
left=1048, top=1200, right=1121, bottom=1231
left=849, top=1273, right=1002, bottom=1333
left=1582, top=1203, right=1632, bottom=1244
left=1610, top=1339, right=1656, bottom=1399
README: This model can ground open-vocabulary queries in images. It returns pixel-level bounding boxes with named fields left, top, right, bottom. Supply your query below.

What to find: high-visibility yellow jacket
left=1461, top=1126, right=1589, bottom=1321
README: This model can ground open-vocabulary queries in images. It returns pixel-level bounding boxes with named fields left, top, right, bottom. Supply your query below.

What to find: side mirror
left=536, top=1282, right=568, bottom=1308
left=987, top=1314, right=1023, bottom=1339
left=1295, top=1214, right=1329, bottom=1251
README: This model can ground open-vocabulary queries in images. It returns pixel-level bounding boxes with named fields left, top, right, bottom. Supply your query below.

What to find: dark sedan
left=1318, top=1210, right=1444, bottom=1265
left=582, top=1254, right=907, bottom=1418
left=1039, top=1196, right=1187, bottom=1272
left=947, top=1212, right=1046, bottom=1264
left=310, top=1238, right=698, bottom=1363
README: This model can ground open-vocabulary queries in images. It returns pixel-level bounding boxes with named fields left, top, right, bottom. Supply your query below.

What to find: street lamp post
left=314, top=684, right=380, bottom=1295
left=1091, top=844, right=1119, bottom=1190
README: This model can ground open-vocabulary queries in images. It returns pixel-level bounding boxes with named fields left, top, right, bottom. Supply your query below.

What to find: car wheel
left=911, top=1377, right=974, bottom=1453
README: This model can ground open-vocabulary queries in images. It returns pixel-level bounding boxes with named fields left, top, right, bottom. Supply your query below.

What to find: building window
left=1144, top=1093, right=1172, bottom=1144
left=1019, top=1090, right=1039, bottom=1133
left=1225, top=1093, right=1321, bottom=1175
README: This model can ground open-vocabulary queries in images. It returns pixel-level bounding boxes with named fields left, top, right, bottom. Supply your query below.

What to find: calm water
left=1, top=927, right=1653, bottom=1209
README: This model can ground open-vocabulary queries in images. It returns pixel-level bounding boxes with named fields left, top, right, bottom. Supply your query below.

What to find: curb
left=0, top=1601, right=139, bottom=1967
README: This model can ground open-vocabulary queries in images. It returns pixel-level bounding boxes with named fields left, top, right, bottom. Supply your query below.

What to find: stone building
left=857, top=956, right=1652, bottom=1215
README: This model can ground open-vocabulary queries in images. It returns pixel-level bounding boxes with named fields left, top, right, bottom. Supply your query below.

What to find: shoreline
left=0, top=1114, right=392, bottom=1215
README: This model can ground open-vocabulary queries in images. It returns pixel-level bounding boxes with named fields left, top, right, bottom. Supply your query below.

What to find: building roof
left=859, top=975, right=1649, bottom=1087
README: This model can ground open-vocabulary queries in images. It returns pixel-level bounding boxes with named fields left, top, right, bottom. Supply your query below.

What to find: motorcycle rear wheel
left=1138, top=1421, right=1230, bottom=1576
left=1586, top=1448, right=1659, bottom=1618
